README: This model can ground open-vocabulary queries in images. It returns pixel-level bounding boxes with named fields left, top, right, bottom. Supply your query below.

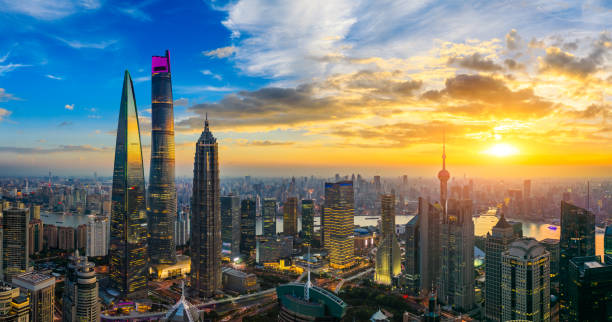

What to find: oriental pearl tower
left=438, top=132, right=450, bottom=214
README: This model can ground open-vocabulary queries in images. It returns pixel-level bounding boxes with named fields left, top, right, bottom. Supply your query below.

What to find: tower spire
left=205, top=112, right=209, bottom=130
left=442, top=129, right=446, bottom=170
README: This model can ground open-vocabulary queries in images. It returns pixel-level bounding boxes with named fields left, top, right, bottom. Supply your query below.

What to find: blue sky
left=0, top=0, right=610, bottom=177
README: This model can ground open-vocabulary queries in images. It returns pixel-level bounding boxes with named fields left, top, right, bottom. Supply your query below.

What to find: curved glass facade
left=148, top=50, right=177, bottom=265
left=110, top=71, right=148, bottom=298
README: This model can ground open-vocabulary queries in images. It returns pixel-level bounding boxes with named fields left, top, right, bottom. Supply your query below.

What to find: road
left=335, top=268, right=374, bottom=293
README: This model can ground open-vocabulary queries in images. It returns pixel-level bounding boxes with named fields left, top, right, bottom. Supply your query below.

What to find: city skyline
left=0, top=1, right=611, bottom=178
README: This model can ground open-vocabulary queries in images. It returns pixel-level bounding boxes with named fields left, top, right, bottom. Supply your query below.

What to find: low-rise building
left=221, top=267, right=259, bottom=294
left=150, top=255, right=191, bottom=280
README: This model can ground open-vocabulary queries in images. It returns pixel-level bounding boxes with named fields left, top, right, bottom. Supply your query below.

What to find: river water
left=43, top=210, right=604, bottom=257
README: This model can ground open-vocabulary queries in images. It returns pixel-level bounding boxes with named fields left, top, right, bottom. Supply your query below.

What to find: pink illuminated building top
left=152, top=50, right=170, bottom=74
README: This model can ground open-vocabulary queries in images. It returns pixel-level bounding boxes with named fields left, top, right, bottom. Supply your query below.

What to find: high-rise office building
left=175, top=211, right=190, bottom=247
left=221, top=195, right=240, bottom=256
left=262, top=198, right=277, bottom=238
left=63, top=252, right=100, bottom=322
left=240, top=199, right=257, bottom=257
left=501, top=238, right=550, bottom=322
left=58, top=226, right=75, bottom=251
left=76, top=224, right=87, bottom=250
left=2, top=208, right=29, bottom=283
left=567, top=255, right=612, bottom=321
left=374, top=194, right=401, bottom=285
left=559, top=201, right=594, bottom=318
left=324, top=181, right=355, bottom=269
left=109, top=71, right=148, bottom=298
left=86, top=216, right=109, bottom=257
left=12, top=272, right=55, bottom=322
left=484, top=214, right=516, bottom=321
left=438, top=199, right=474, bottom=312
left=414, top=197, right=441, bottom=295
left=301, top=200, right=314, bottom=246
left=0, top=282, right=29, bottom=321
left=190, top=117, right=222, bottom=298
left=283, top=197, right=298, bottom=238
left=540, top=238, right=560, bottom=281
left=148, top=50, right=177, bottom=265
left=404, top=215, right=420, bottom=294
left=30, top=205, right=40, bottom=221
left=605, top=225, right=612, bottom=255
left=28, top=218, right=43, bottom=256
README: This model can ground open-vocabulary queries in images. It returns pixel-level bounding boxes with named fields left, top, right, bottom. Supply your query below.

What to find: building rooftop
left=12, top=271, right=55, bottom=290
left=506, top=238, right=547, bottom=259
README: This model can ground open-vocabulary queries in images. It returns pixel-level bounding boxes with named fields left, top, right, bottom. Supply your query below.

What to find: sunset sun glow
left=484, top=144, right=519, bottom=157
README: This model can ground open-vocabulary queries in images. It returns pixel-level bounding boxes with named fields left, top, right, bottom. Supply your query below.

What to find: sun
left=484, top=143, right=519, bottom=157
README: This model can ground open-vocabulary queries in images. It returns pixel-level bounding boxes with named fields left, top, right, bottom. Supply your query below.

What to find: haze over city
left=0, top=0, right=610, bottom=177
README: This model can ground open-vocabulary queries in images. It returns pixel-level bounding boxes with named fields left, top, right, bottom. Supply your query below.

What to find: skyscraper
left=438, top=198, right=475, bottom=312
left=324, top=181, right=355, bottom=269
left=605, top=225, right=612, bottom=255
left=12, top=272, right=55, bottom=322
left=109, top=71, right=148, bottom=298
left=63, top=252, right=100, bottom=322
left=567, top=255, right=612, bottom=321
left=221, top=195, right=241, bottom=256
left=86, top=216, right=108, bottom=257
left=2, top=208, right=29, bottom=283
left=190, top=117, right=222, bottom=298
left=404, top=215, right=420, bottom=294
left=484, top=214, right=516, bottom=321
left=262, top=198, right=277, bottom=237
left=283, top=197, right=298, bottom=238
left=0, top=282, right=29, bottom=321
left=501, top=238, right=550, bottom=322
left=415, top=197, right=441, bottom=295
left=240, top=199, right=257, bottom=257
left=559, top=201, right=595, bottom=318
left=301, top=200, right=314, bottom=246
left=374, top=194, right=401, bottom=285
left=148, top=50, right=177, bottom=265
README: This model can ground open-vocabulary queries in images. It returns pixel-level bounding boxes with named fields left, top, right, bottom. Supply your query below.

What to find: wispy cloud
left=58, top=121, right=72, bottom=127
left=132, top=75, right=150, bottom=83
left=0, top=144, right=110, bottom=154
left=203, top=46, right=236, bottom=58
left=0, top=0, right=101, bottom=20
left=0, top=63, right=30, bottom=76
left=117, top=7, right=152, bottom=21
left=0, top=108, right=11, bottom=121
left=64, top=104, right=74, bottom=110
left=46, top=74, right=63, bottom=80
left=56, top=37, right=118, bottom=50
left=175, top=85, right=236, bottom=94
left=201, top=69, right=222, bottom=80
left=174, top=98, right=189, bottom=106
left=0, top=88, right=20, bottom=102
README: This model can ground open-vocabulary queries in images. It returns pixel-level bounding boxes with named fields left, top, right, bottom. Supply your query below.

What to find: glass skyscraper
left=374, top=194, right=401, bottom=285
left=240, top=199, right=257, bottom=257
left=109, top=71, right=148, bottom=298
left=148, top=50, right=177, bottom=265
left=324, top=181, right=355, bottom=269
left=2, top=208, right=29, bottom=282
left=283, top=197, right=298, bottom=238
left=559, top=201, right=595, bottom=319
left=301, top=199, right=314, bottom=246
left=190, top=118, right=222, bottom=298
left=262, top=198, right=277, bottom=237
left=221, top=195, right=241, bottom=256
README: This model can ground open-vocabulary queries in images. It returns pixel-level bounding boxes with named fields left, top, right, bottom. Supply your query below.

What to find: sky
left=0, top=0, right=610, bottom=178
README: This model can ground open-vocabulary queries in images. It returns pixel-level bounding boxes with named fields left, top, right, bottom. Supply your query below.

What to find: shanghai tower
left=110, top=71, right=148, bottom=298
left=148, top=50, right=177, bottom=264
left=190, top=116, right=222, bottom=298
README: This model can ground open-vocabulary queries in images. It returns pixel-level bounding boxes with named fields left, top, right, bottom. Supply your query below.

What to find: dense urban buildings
left=567, top=255, right=612, bottom=321
left=301, top=199, right=314, bottom=246
left=374, top=194, right=401, bottom=285
left=262, top=198, right=277, bottom=238
left=283, top=197, right=298, bottom=238
left=190, top=117, right=222, bottom=298
left=605, top=225, right=612, bottom=255
left=28, top=216, right=43, bottom=256
left=409, top=197, right=441, bottom=295
left=559, top=201, right=595, bottom=318
left=484, top=214, right=517, bottom=321
left=175, top=211, right=190, bottom=247
left=501, top=238, right=551, bottom=322
left=240, top=199, right=257, bottom=257
left=148, top=50, right=177, bottom=265
left=63, top=252, right=100, bottom=322
left=220, top=195, right=240, bottom=256
left=1, top=208, right=29, bottom=283
left=12, top=272, right=55, bottom=322
left=109, top=71, right=149, bottom=299
left=438, top=198, right=475, bottom=312
left=324, top=181, right=355, bottom=269
left=0, top=282, right=29, bottom=321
